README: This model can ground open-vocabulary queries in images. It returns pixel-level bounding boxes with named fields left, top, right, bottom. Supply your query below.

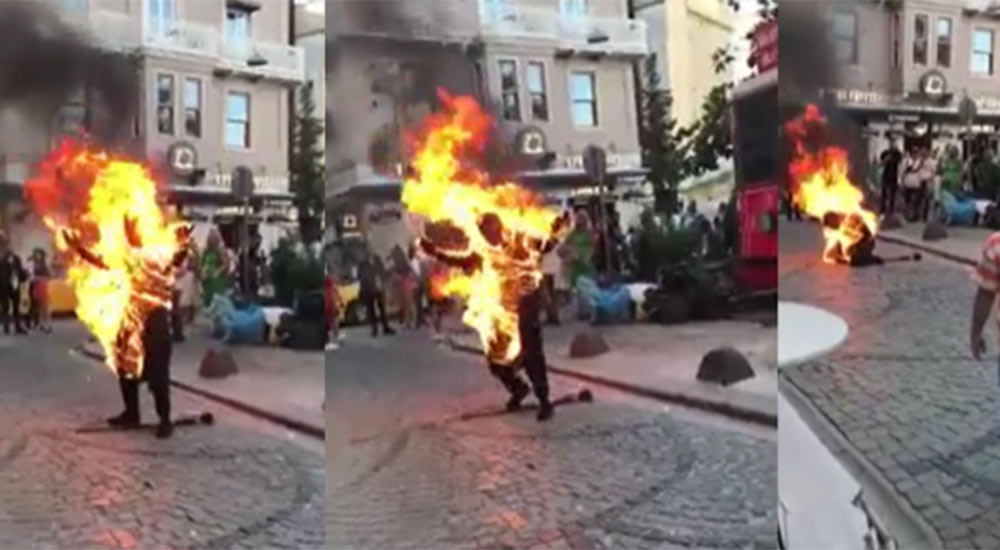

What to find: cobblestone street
left=781, top=221, right=1000, bottom=548
left=327, top=330, right=776, bottom=549
left=0, top=322, right=324, bottom=550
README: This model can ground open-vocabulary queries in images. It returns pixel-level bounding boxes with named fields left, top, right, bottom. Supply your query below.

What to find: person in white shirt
left=901, top=148, right=926, bottom=221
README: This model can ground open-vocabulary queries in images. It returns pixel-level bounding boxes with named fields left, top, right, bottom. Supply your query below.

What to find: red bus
left=730, top=19, right=778, bottom=293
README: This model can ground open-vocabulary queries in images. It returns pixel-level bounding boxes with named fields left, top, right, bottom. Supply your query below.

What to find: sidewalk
left=80, top=321, right=324, bottom=436
left=447, top=316, right=777, bottom=424
left=879, top=222, right=988, bottom=266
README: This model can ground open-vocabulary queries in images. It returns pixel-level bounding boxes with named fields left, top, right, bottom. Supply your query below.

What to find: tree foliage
left=290, top=82, right=325, bottom=243
left=639, top=54, right=692, bottom=213
left=639, top=0, right=775, bottom=214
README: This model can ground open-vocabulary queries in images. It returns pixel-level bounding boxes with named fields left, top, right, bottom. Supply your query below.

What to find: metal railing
left=479, top=4, right=647, bottom=55
left=74, top=10, right=305, bottom=83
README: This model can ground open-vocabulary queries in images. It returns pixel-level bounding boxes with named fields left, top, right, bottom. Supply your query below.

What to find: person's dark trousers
left=170, top=290, right=184, bottom=342
left=918, top=183, right=932, bottom=221
left=880, top=182, right=898, bottom=215
left=117, top=377, right=140, bottom=422
left=362, top=290, right=392, bottom=336
left=143, top=307, right=173, bottom=436
left=414, top=284, right=426, bottom=328
left=541, top=275, right=559, bottom=325
left=488, top=290, right=552, bottom=420
left=0, top=286, right=22, bottom=334
left=903, top=187, right=920, bottom=221
left=25, top=292, right=38, bottom=329
left=518, top=294, right=550, bottom=406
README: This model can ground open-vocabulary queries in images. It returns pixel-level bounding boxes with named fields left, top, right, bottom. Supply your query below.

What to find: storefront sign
left=166, top=141, right=197, bottom=178
left=514, top=126, right=547, bottom=156
left=368, top=204, right=402, bottom=224
left=560, top=152, right=640, bottom=171
left=974, top=96, right=1000, bottom=113
left=829, top=89, right=889, bottom=105
left=919, top=70, right=947, bottom=99
left=888, top=113, right=920, bottom=123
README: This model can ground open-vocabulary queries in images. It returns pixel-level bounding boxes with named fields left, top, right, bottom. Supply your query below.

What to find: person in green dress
left=939, top=144, right=963, bottom=196
left=200, top=230, right=229, bottom=308
left=559, top=209, right=597, bottom=286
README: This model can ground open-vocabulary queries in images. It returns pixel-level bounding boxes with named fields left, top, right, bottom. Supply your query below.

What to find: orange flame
left=24, top=139, right=190, bottom=378
left=402, top=90, right=570, bottom=365
left=786, top=104, right=878, bottom=263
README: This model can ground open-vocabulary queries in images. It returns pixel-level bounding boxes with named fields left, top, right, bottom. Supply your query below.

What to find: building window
left=561, top=0, right=587, bottom=17
left=226, top=8, right=252, bottom=48
left=913, top=14, right=928, bottom=65
left=61, top=0, right=87, bottom=12
left=936, top=17, right=952, bottom=67
left=156, top=74, right=174, bottom=135
left=482, top=0, right=509, bottom=22
left=184, top=77, right=201, bottom=138
left=498, top=59, right=520, bottom=121
left=973, top=28, right=994, bottom=75
left=147, top=0, right=175, bottom=36
left=831, top=11, right=857, bottom=65
left=526, top=62, right=548, bottom=121
left=58, top=90, right=87, bottom=135
left=226, top=92, right=250, bottom=148
left=569, top=71, right=597, bottom=127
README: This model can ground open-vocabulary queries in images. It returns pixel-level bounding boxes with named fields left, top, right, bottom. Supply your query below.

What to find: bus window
left=734, top=85, right=778, bottom=186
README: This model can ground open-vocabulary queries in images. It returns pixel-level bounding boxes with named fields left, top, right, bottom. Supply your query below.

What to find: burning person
left=786, top=104, right=879, bottom=265
left=24, top=140, right=192, bottom=438
left=403, top=90, right=570, bottom=420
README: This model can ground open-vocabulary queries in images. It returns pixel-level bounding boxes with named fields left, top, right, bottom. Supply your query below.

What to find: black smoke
left=779, top=0, right=869, bottom=191
left=0, top=1, right=138, bottom=143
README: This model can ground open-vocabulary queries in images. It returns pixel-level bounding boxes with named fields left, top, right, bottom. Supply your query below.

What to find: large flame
left=786, top=104, right=878, bottom=264
left=24, top=139, right=190, bottom=378
left=402, top=90, right=570, bottom=365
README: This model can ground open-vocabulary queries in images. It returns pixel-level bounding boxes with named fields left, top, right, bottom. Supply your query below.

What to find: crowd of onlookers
left=0, top=227, right=277, bottom=341
left=323, top=200, right=735, bottom=350
left=870, top=140, right=1000, bottom=223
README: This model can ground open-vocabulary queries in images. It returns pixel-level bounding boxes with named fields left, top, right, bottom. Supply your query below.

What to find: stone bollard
left=880, top=213, right=904, bottom=230
left=568, top=330, right=610, bottom=359
left=696, top=347, right=754, bottom=386
left=922, top=221, right=948, bottom=241
left=199, top=348, right=239, bottom=379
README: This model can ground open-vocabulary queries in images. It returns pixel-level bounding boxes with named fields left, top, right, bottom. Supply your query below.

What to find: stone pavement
left=447, top=318, right=777, bottom=423
left=879, top=222, right=988, bottom=266
left=781, top=220, right=1000, bottom=549
left=0, top=321, right=324, bottom=549
left=82, top=320, right=324, bottom=436
left=327, top=330, right=777, bottom=549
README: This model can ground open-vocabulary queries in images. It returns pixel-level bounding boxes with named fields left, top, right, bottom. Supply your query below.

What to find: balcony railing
left=144, top=20, right=221, bottom=58
left=479, top=5, right=558, bottom=41
left=73, top=10, right=305, bottom=84
left=220, top=39, right=306, bottom=83
left=479, top=5, right=647, bottom=56
left=557, top=15, right=647, bottom=56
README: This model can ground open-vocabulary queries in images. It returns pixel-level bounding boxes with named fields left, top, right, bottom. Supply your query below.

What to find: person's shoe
left=155, top=420, right=174, bottom=439
left=384, top=327, right=396, bottom=335
left=325, top=342, right=339, bottom=351
left=536, top=401, right=554, bottom=422
left=505, top=382, right=530, bottom=412
left=107, top=411, right=140, bottom=428
left=14, top=327, right=26, bottom=335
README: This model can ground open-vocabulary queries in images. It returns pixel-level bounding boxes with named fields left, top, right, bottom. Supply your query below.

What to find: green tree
left=290, top=82, right=325, bottom=243
left=639, top=53, right=692, bottom=214
left=685, top=47, right=735, bottom=179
